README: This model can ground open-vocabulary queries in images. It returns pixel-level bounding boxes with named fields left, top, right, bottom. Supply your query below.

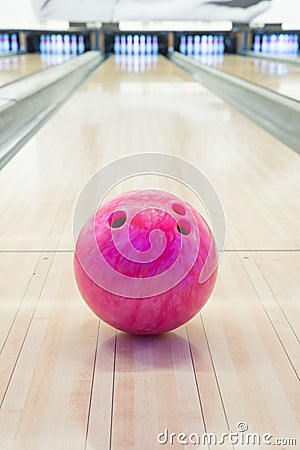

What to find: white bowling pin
left=56, top=34, right=63, bottom=54
left=45, top=35, right=51, bottom=54
left=146, top=35, right=152, bottom=55
left=270, top=34, right=276, bottom=53
left=179, top=35, right=186, bottom=54
left=71, top=35, right=77, bottom=55
left=201, top=35, right=208, bottom=55
left=120, top=35, right=126, bottom=54
left=63, top=35, right=70, bottom=55
left=11, top=33, right=18, bottom=53
left=78, top=35, right=85, bottom=54
left=293, top=34, right=299, bottom=53
left=213, top=35, right=219, bottom=54
left=3, top=34, right=10, bottom=53
left=126, top=35, right=133, bottom=54
left=152, top=35, right=159, bottom=54
left=187, top=35, right=193, bottom=55
left=51, top=34, right=57, bottom=54
left=208, top=35, right=214, bottom=54
left=39, top=34, right=46, bottom=53
left=261, top=35, right=268, bottom=53
left=219, top=35, right=225, bottom=54
left=194, top=35, right=200, bottom=56
left=114, top=35, right=120, bottom=54
left=133, top=35, right=139, bottom=55
left=140, top=35, right=146, bottom=55
left=253, top=35, right=260, bottom=53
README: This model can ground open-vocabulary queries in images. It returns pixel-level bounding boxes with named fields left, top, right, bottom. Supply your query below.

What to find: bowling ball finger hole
left=108, top=210, right=127, bottom=228
left=172, top=202, right=186, bottom=216
left=177, top=219, right=191, bottom=236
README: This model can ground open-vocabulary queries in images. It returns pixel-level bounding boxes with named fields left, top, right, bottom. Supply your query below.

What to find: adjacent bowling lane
left=198, top=53, right=300, bottom=101
left=0, top=53, right=72, bottom=87
left=0, top=55, right=299, bottom=450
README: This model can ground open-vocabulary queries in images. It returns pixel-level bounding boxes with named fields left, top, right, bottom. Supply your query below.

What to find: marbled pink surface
left=74, top=189, right=217, bottom=335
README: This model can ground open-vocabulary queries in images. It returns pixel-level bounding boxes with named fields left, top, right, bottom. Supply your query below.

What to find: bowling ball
left=74, top=189, right=218, bottom=335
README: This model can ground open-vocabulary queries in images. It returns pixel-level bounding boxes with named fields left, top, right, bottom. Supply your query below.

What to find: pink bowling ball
left=74, top=189, right=218, bottom=335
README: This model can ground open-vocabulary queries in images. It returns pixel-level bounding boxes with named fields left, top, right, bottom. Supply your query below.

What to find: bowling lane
left=199, top=53, right=300, bottom=101
left=0, top=55, right=300, bottom=449
left=0, top=53, right=72, bottom=87
left=2, top=55, right=299, bottom=252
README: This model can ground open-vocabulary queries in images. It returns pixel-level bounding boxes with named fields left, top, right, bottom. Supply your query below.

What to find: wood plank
left=111, top=326, right=208, bottom=450
left=202, top=252, right=300, bottom=444
left=252, top=251, right=300, bottom=346
left=0, top=253, right=98, bottom=450
left=86, top=322, right=116, bottom=450
left=0, top=252, right=53, bottom=405
left=0, top=252, right=41, bottom=354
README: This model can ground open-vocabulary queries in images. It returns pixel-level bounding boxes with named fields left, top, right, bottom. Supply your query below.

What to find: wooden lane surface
left=0, top=55, right=299, bottom=449
left=199, top=53, right=300, bottom=102
left=0, top=53, right=72, bottom=87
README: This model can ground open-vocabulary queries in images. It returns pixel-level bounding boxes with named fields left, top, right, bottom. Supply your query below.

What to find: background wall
left=0, top=0, right=299, bottom=26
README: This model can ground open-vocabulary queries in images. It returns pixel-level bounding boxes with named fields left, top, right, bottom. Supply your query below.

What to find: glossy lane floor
left=0, top=53, right=72, bottom=87
left=0, top=55, right=299, bottom=450
left=198, top=53, right=300, bottom=101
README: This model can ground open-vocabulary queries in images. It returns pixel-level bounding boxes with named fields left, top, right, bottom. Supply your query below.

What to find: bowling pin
left=219, top=35, right=225, bottom=54
left=3, top=34, right=10, bottom=53
left=194, top=35, right=200, bottom=56
left=114, top=35, right=120, bottom=54
left=275, top=34, right=280, bottom=53
left=201, top=35, right=208, bottom=55
left=261, top=35, right=268, bottom=53
left=51, top=34, right=57, bottom=54
left=293, top=34, right=299, bottom=54
left=11, top=33, right=18, bottom=53
left=39, top=34, right=45, bottom=53
left=71, top=35, right=77, bottom=55
left=213, top=35, right=219, bottom=54
left=45, top=35, right=51, bottom=54
left=146, top=35, right=152, bottom=55
left=253, top=35, right=260, bottom=53
left=286, top=34, right=291, bottom=53
left=56, top=34, right=63, bottom=54
left=266, top=35, right=271, bottom=52
left=152, top=35, right=159, bottom=54
left=277, top=34, right=284, bottom=54
left=133, top=35, right=139, bottom=55
left=63, top=34, right=70, bottom=55
left=120, top=35, right=126, bottom=54
left=208, top=35, right=213, bottom=54
left=140, top=35, right=146, bottom=55
left=187, top=35, right=193, bottom=56
left=270, top=34, right=276, bottom=53
left=126, top=35, right=133, bottom=54
left=78, top=35, right=85, bottom=54
left=179, top=35, right=186, bottom=54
